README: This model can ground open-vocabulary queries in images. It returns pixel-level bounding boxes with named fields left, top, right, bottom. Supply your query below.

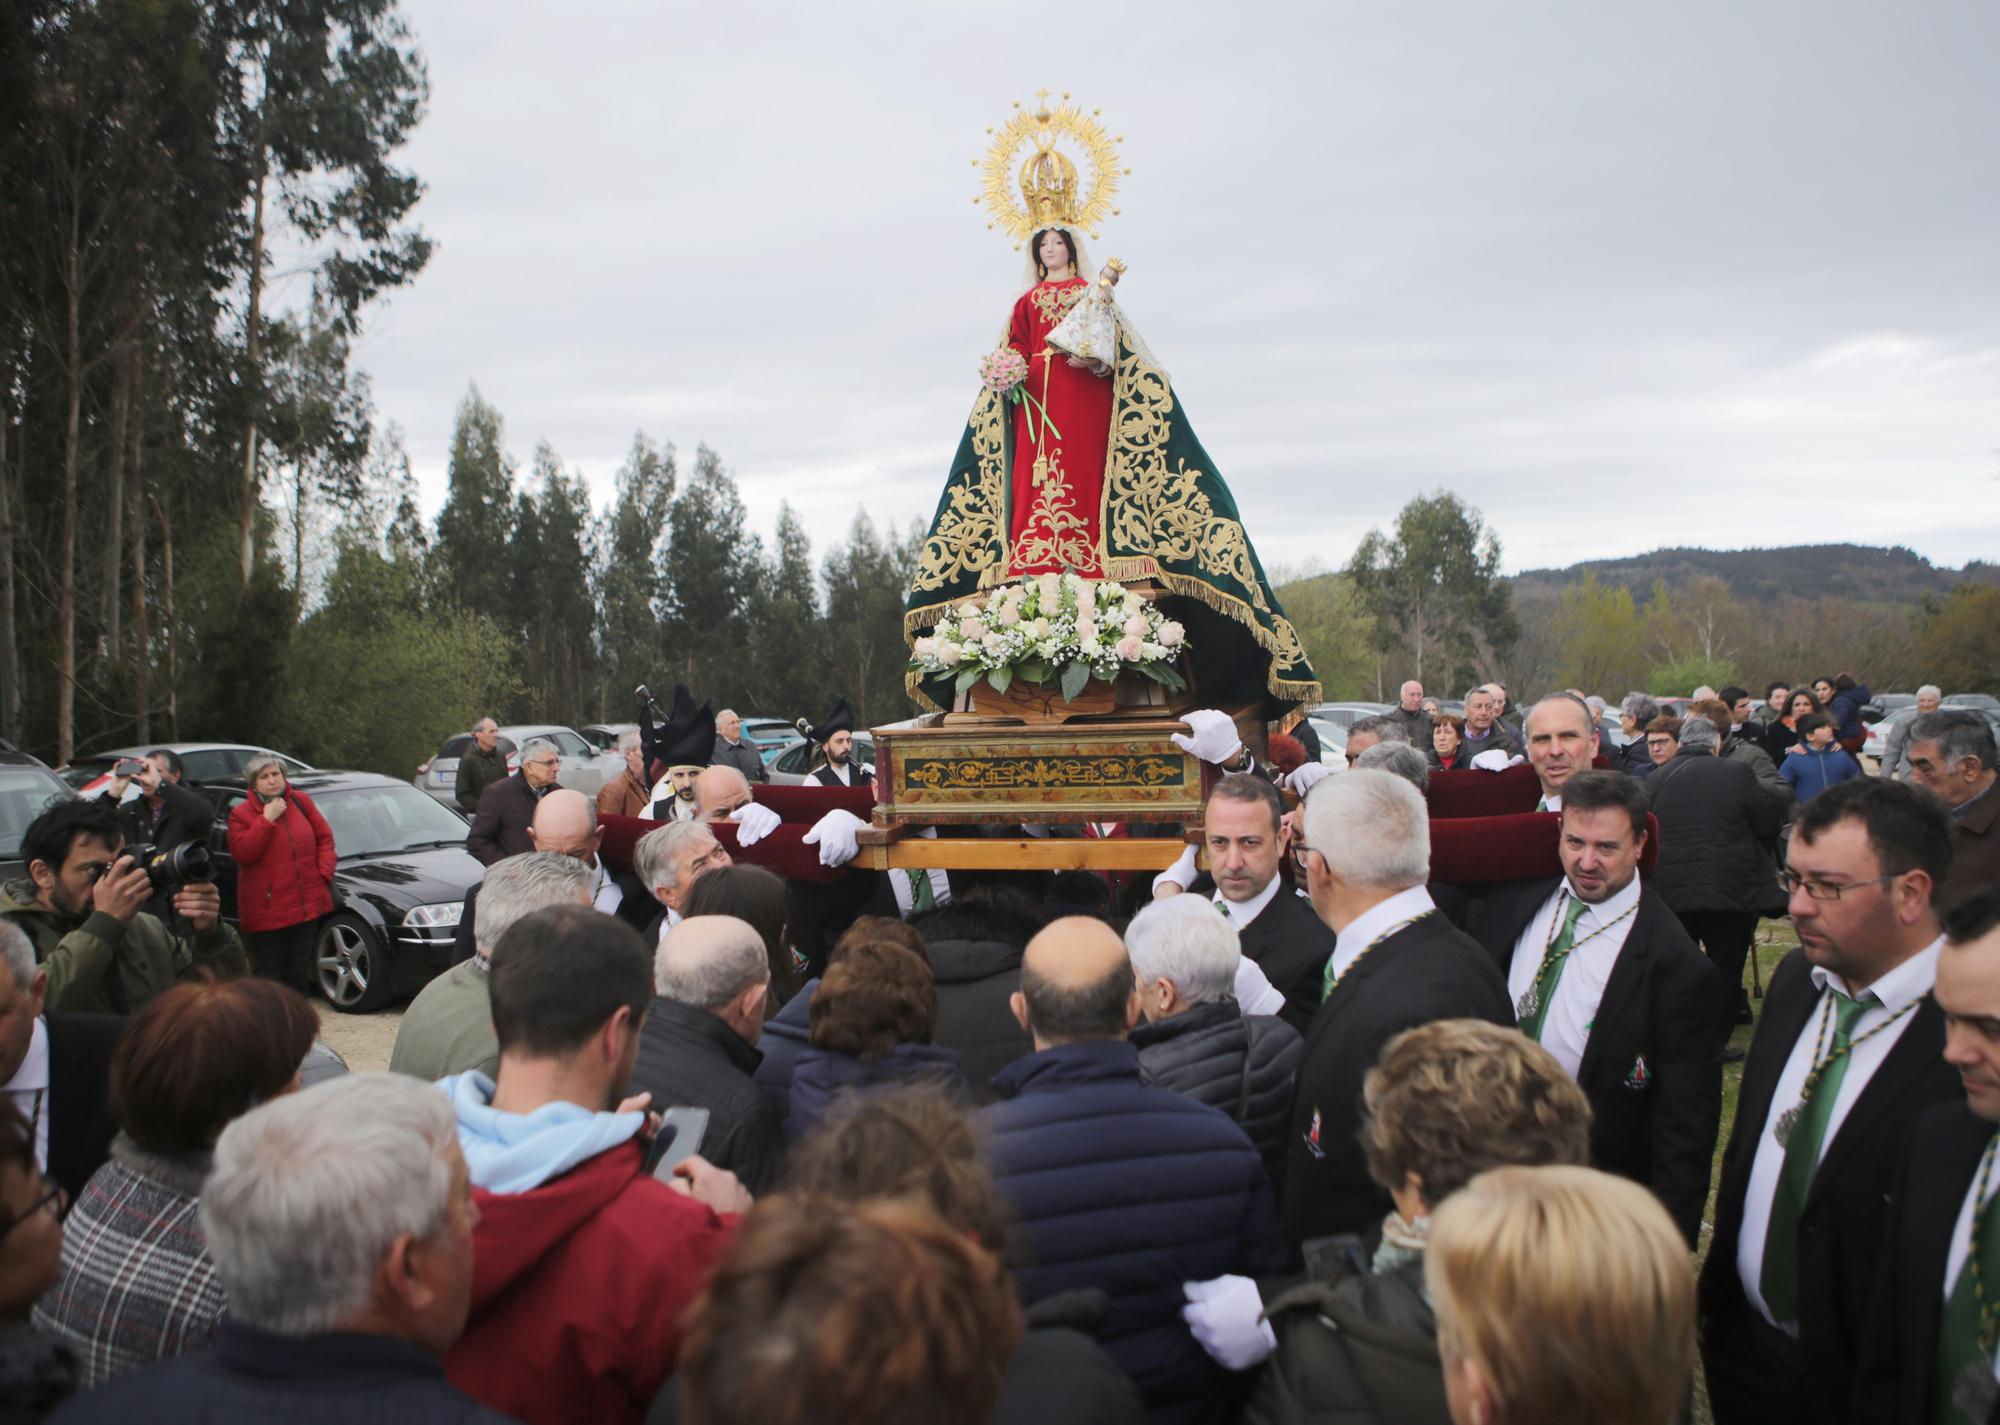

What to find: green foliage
left=1270, top=570, right=1379, bottom=699
left=1551, top=572, right=1647, bottom=694
left=660, top=445, right=757, bottom=698
left=433, top=385, right=515, bottom=616
left=1913, top=584, right=2000, bottom=694
left=1647, top=653, right=1741, bottom=699
left=1348, top=491, right=1518, bottom=694
left=821, top=513, right=921, bottom=725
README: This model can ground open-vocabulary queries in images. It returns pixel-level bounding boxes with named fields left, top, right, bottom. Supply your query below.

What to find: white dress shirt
left=1945, top=1131, right=2000, bottom=1383
left=2, top=1016, right=49, bottom=1172
left=1736, top=935, right=1943, bottom=1327
left=1213, top=873, right=1284, bottom=932
left=889, top=828, right=952, bottom=917
left=1506, top=872, right=1643, bottom=1077
left=1327, top=886, right=1437, bottom=985
left=587, top=857, right=622, bottom=917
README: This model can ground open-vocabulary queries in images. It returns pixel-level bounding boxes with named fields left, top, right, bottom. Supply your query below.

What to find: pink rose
left=1075, top=617, right=1098, bottom=644
left=1123, top=614, right=1147, bottom=638
left=959, top=617, right=987, bottom=642
left=1158, top=620, right=1185, bottom=647
left=1115, top=634, right=1144, bottom=661
left=995, top=604, right=1021, bottom=627
left=914, top=636, right=938, bottom=659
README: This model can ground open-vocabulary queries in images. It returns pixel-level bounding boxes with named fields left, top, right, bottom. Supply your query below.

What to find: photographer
left=0, top=800, right=247, bottom=1015
left=225, top=755, right=336, bottom=994
left=92, top=750, right=214, bottom=917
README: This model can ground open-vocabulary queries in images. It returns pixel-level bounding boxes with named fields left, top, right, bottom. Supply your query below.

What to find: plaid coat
left=31, top=1136, right=223, bottom=1388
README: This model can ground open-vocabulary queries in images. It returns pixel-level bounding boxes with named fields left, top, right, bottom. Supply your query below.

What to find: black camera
left=122, top=840, right=213, bottom=893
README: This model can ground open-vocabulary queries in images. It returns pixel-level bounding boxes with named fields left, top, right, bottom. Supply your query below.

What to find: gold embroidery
left=1011, top=443, right=1099, bottom=573
left=910, top=388, right=1007, bottom=596
left=905, top=754, right=1186, bottom=793
left=1028, top=281, right=1089, bottom=326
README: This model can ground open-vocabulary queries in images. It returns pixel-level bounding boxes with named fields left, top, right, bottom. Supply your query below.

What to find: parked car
left=199, top=771, right=480, bottom=1012
left=0, top=750, right=75, bottom=882
left=1307, top=702, right=1392, bottom=729
left=767, top=734, right=877, bottom=786
left=1946, top=693, right=2000, bottom=711
left=61, top=742, right=313, bottom=795
left=413, top=724, right=617, bottom=806
left=1305, top=718, right=1349, bottom=766
left=577, top=722, right=639, bottom=754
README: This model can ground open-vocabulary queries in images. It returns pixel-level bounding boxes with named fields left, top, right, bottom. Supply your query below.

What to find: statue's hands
left=1098, top=262, right=1122, bottom=288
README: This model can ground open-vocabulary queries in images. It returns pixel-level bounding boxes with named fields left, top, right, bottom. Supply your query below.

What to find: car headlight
left=403, top=902, right=463, bottom=929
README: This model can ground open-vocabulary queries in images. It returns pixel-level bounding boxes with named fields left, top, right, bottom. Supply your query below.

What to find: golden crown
left=974, top=89, right=1127, bottom=247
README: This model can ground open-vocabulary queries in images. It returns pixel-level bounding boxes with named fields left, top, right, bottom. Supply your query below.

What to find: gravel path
left=315, top=1002, right=404, bottom=1074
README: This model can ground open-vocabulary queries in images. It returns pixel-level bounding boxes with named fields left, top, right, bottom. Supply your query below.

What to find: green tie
left=905, top=869, right=935, bottom=913
left=1760, top=987, right=1874, bottom=1322
left=1932, top=1135, right=2000, bottom=1425
left=1215, top=899, right=1231, bottom=921
left=1517, top=895, right=1589, bottom=1041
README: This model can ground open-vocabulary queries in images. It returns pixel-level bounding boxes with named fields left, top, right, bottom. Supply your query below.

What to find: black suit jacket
left=1447, top=875, right=1723, bottom=1244
left=1853, top=1099, right=1993, bottom=1425
left=1187, top=874, right=1335, bottom=1036
left=449, top=864, right=658, bottom=962
left=1699, top=948, right=1960, bottom=1422
left=465, top=774, right=545, bottom=867
left=43, top=1013, right=123, bottom=1198
left=1281, top=910, right=1514, bottom=1245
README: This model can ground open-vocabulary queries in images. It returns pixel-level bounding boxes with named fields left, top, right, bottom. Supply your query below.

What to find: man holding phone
left=96, top=750, right=214, bottom=863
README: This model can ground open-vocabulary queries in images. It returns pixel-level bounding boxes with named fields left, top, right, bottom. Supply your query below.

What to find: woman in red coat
left=226, top=755, right=336, bottom=994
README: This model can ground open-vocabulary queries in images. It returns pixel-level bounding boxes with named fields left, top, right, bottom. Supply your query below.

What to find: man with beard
left=643, top=687, right=714, bottom=823
left=804, top=699, right=869, bottom=788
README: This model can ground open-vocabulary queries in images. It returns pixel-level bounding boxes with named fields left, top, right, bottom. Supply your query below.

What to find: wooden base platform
left=856, top=832, right=1194, bottom=874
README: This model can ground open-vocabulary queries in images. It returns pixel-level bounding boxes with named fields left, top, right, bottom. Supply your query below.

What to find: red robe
left=1003, top=276, right=1115, bottom=576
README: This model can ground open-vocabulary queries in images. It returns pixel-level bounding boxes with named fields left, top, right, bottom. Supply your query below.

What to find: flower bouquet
left=980, top=348, right=1059, bottom=442
left=910, top=570, right=1189, bottom=709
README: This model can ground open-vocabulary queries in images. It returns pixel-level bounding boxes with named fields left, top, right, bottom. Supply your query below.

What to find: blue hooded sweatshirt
left=438, top=1071, right=647, bottom=1194
left=1780, top=744, right=1863, bottom=804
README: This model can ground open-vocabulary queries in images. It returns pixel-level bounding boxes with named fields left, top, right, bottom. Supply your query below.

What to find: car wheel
left=316, top=912, right=394, bottom=1013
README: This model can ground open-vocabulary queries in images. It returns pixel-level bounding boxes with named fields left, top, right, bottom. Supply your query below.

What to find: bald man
left=451, top=789, right=655, bottom=961
left=979, top=917, right=1289, bottom=1421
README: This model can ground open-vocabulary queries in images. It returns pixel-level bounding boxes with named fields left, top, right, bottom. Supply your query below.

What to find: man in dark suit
left=465, top=737, right=562, bottom=866
left=1153, top=773, right=1335, bottom=1034
left=1700, top=778, right=1962, bottom=1425
left=804, top=698, right=872, bottom=789
left=0, top=920, right=119, bottom=1196
left=1446, top=770, right=1723, bottom=1244
left=451, top=790, right=654, bottom=960
left=1855, top=886, right=2000, bottom=1425
left=1282, top=769, right=1514, bottom=1246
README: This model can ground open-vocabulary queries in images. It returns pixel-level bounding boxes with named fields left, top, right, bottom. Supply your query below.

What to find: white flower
left=960, top=617, right=987, bottom=642
left=1063, top=570, right=1083, bottom=591
left=1074, top=587, right=1097, bottom=616
left=1075, top=616, right=1098, bottom=644
left=914, top=636, right=938, bottom=659
left=1097, top=579, right=1124, bottom=601
left=937, top=641, right=964, bottom=667
left=1123, top=613, right=1147, bottom=638
left=1115, top=634, right=1144, bottom=661
left=995, top=604, right=1021, bottom=627
left=1158, top=620, right=1185, bottom=647
left=1123, top=593, right=1143, bottom=616
left=1037, top=573, right=1061, bottom=606
left=958, top=600, right=983, bottom=619
left=1139, top=641, right=1167, bottom=662
left=981, top=633, right=1007, bottom=656
left=1080, top=637, right=1103, bottom=657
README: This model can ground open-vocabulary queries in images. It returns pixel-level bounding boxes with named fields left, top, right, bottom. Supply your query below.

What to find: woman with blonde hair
left=1426, top=1164, right=1696, bottom=1425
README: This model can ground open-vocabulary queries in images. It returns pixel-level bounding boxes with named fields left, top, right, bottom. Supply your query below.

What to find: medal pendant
left=1773, top=1104, right=1801, bottom=1149
left=1516, top=988, right=1540, bottom=1021
left=1952, top=1360, right=1998, bottom=1422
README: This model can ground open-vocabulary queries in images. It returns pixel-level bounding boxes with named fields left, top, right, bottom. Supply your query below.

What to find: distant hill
left=1509, top=545, right=2000, bottom=607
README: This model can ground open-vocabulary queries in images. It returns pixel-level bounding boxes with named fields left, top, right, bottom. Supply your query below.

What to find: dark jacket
left=0, top=1323, right=76, bottom=1425
left=710, top=737, right=766, bottom=784
left=1383, top=706, right=1432, bottom=747
left=1446, top=876, right=1724, bottom=1244
left=455, top=743, right=510, bottom=816
left=1130, top=999, right=1301, bottom=1181
left=47, top=1320, right=514, bottom=1425
left=1645, top=749, right=1784, bottom=916
left=465, top=774, right=547, bottom=867
left=1185, top=876, right=1336, bottom=1035
left=1458, top=721, right=1522, bottom=761
left=1282, top=911, right=1514, bottom=1247
left=1852, top=1100, right=1994, bottom=1425
left=929, top=936, right=1037, bottom=1098
left=1, top=880, right=247, bottom=1017
left=1699, top=948, right=1960, bottom=1425
left=98, top=779, right=213, bottom=857
left=1244, top=1259, right=1449, bottom=1425
left=1724, top=733, right=1794, bottom=814
left=1828, top=683, right=1872, bottom=745
left=225, top=788, right=336, bottom=933
left=627, top=996, right=784, bottom=1195
left=980, top=1040, right=1291, bottom=1425
left=752, top=979, right=814, bottom=1124
left=40, top=1014, right=121, bottom=1200
left=785, top=1041, right=971, bottom=1143
left=450, top=866, right=657, bottom=963
left=1942, top=784, right=2000, bottom=914
left=1614, top=735, right=1657, bottom=778
left=1779, top=745, right=1863, bottom=804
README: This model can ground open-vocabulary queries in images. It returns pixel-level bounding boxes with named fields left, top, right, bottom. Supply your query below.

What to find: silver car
left=767, top=734, right=877, bottom=786
left=415, top=724, right=619, bottom=806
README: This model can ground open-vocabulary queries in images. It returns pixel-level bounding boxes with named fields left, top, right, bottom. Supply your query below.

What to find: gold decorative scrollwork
left=910, top=388, right=1007, bottom=594
left=1010, top=444, right=1098, bottom=573
left=1028, top=280, right=1089, bottom=326
left=905, top=754, right=1186, bottom=793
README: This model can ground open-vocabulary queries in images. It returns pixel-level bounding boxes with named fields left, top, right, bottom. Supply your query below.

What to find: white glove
left=1283, top=762, right=1333, bottom=795
left=1182, top=1275, right=1276, bottom=1369
left=802, top=808, right=865, bottom=868
left=1151, top=844, right=1199, bottom=897
left=1234, top=957, right=1286, bottom=1017
left=1170, top=709, right=1244, bottom=767
left=1469, top=749, right=1521, bottom=772
left=729, top=802, right=782, bottom=846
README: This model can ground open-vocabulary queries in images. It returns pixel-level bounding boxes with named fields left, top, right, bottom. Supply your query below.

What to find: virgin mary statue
left=905, top=97, right=1320, bottom=717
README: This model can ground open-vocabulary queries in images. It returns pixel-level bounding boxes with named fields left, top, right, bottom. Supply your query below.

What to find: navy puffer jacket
left=784, top=1041, right=971, bottom=1143
left=1646, top=749, right=1786, bottom=915
left=1130, top=1000, right=1301, bottom=1182
left=980, top=1041, right=1293, bottom=1425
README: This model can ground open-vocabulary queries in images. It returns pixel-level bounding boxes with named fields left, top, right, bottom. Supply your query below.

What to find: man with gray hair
left=597, top=728, right=653, bottom=819
left=1125, top=895, right=1301, bottom=1176
left=1340, top=713, right=1410, bottom=768
left=1906, top=708, right=1999, bottom=908
left=1282, top=770, right=1513, bottom=1243
left=1354, top=739, right=1430, bottom=791
left=455, top=717, right=509, bottom=816
left=1385, top=679, right=1432, bottom=745
left=710, top=709, right=766, bottom=784
left=1460, top=685, right=1524, bottom=761
left=627, top=915, right=782, bottom=1193
left=632, top=820, right=734, bottom=939
left=0, top=918, right=119, bottom=1195
left=1880, top=684, right=1944, bottom=780
left=388, top=852, right=594, bottom=1083
left=54, top=1073, right=511, bottom=1423
left=465, top=735, right=562, bottom=866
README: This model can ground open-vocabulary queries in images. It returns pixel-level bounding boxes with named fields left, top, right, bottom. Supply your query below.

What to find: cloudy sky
left=344, top=1, right=2000, bottom=577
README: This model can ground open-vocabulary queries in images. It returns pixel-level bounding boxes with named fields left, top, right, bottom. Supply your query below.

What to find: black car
left=0, top=751, right=76, bottom=882
left=198, top=770, right=480, bottom=1013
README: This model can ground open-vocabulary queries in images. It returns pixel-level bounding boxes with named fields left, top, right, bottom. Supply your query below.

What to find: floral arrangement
left=910, top=570, right=1188, bottom=702
left=979, top=347, right=1059, bottom=440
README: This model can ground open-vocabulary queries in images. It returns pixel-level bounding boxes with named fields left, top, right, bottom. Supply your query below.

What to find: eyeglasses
left=1776, top=869, right=1904, bottom=901
left=0, top=1182, right=67, bottom=1240
left=1290, top=841, right=1317, bottom=872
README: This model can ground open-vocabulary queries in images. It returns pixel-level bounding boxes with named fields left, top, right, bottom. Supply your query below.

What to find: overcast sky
left=342, top=1, right=2000, bottom=578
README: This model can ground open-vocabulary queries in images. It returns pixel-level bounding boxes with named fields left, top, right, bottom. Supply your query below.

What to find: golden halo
left=974, top=89, right=1127, bottom=248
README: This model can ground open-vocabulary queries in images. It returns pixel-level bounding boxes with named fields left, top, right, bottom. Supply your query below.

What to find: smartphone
left=648, top=1107, right=710, bottom=1181
left=113, top=758, right=146, bottom=778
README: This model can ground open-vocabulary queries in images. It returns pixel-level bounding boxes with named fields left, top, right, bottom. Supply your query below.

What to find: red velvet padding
left=1429, top=811, right=1661, bottom=885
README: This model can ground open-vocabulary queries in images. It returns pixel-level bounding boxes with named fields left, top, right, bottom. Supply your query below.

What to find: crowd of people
left=0, top=665, right=1995, bottom=1425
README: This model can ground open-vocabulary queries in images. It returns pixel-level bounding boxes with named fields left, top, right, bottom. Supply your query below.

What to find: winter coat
left=0, top=1324, right=76, bottom=1425
left=1724, top=732, right=1793, bottom=814
left=979, top=1040, right=1291, bottom=1425
left=1828, top=683, right=1873, bottom=745
left=465, top=774, right=547, bottom=868
left=455, top=743, right=510, bottom=815
left=1243, top=1258, right=1450, bottom=1425
left=95, top=778, right=214, bottom=858
left=442, top=1073, right=739, bottom=1425
left=226, top=788, right=336, bottom=933
left=751, top=980, right=814, bottom=1124
left=1613, top=736, right=1657, bottom=778
left=709, top=737, right=766, bottom=784
left=0, top=880, right=247, bottom=1017
left=1780, top=744, right=1864, bottom=805
left=1646, top=749, right=1785, bottom=915
left=928, top=936, right=1036, bottom=1097
left=1130, top=999, right=1301, bottom=1180
left=785, top=1042, right=972, bottom=1143
left=627, top=996, right=784, bottom=1194
left=48, top=1320, right=514, bottom=1425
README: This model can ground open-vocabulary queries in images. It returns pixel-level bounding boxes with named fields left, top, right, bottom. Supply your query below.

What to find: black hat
left=805, top=697, right=855, bottom=747
left=662, top=684, right=716, bottom=771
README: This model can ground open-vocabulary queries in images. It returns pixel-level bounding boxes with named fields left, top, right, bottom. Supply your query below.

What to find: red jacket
left=226, top=788, right=336, bottom=933
left=447, top=1140, right=738, bottom=1425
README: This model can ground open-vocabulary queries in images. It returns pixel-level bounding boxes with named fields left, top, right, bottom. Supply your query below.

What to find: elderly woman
left=596, top=729, right=653, bottom=820
left=1428, top=1165, right=1695, bottom=1425
left=1229, top=1020, right=1592, bottom=1425
left=1429, top=714, right=1467, bottom=771
left=32, top=977, right=317, bottom=1386
left=225, top=754, right=336, bottom=993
